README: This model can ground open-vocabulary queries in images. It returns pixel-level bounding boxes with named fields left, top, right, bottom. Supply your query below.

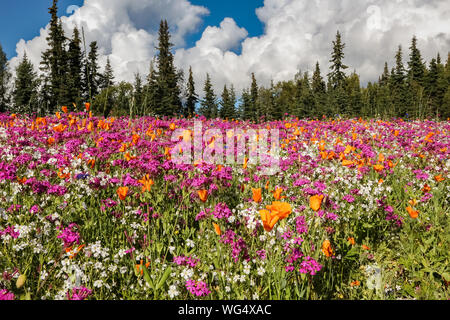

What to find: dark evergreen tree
left=390, top=45, right=408, bottom=117
left=0, top=43, right=10, bottom=113
left=85, top=41, right=100, bottom=101
left=134, top=73, right=143, bottom=116
left=100, top=57, right=115, bottom=90
left=328, top=31, right=348, bottom=89
left=185, top=66, right=198, bottom=117
left=13, top=53, right=39, bottom=114
left=155, top=20, right=182, bottom=116
left=346, top=72, right=362, bottom=117
left=220, top=84, right=236, bottom=119
left=67, top=27, right=83, bottom=107
left=143, top=58, right=158, bottom=116
left=40, top=0, right=69, bottom=113
left=328, top=31, right=349, bottom=116
left=199, top=73, right=217, bottom=119
left=250, top=73, right=259, bottom=121
left=407, top=36, right=426, bottom=85
left=311, top=62, right=326, bottom=117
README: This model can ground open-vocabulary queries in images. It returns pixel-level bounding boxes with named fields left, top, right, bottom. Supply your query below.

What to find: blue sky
left=0, top=0, right=264, bottom=59
left=3, top=0, right=449, bottom=94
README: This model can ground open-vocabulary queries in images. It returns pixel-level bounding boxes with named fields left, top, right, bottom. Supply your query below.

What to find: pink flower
left=0, top=289, right=15, bottom=300
left=185, top=280, right=211, bottom=297
left=67, top=287, right=93, bottom=300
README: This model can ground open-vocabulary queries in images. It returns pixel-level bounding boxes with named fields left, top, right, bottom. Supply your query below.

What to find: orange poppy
left=213, top=223, right=222, bottom=236
left=117, top=186, right=129, bottom=201
left=124, top=152, right=136, bottom=162
left=406, top=206, right=419, bottom=219
left=422, top=184, right=431, bottom=193
left=53, top=124, right=67, bottom=133
left=87, top=159, right=95, bottom=169
left=408, top=199, right=418, bottom=206
left=65, top=244, right=85, bottom=259
left=62, top=106, right=68, bottom=113
left=373, top=164, right=384, bottom=172
left=310, top=194, right=324, bottom=212
left=259, top=209, right=280, bottom=232
left=265, top=201, right=292, bottom=220
left=350, top=280, right=360, bottom=287
left=342, top=159, right=354, bottom=167
left=198, top=189, right=208, bottom=203
left=362, top=244, right=370, bottom=250
left=322, top=240, right=334, bottom=257
left=132, top=134, right=140, bottom=145
left=348, top=237, right=355, bottom=245
left=47, top=137, right=55, bottom=145
left=169, top=123, right=176, bottom=131
left=85, top=102, right=91, bottom=112
left=135, top=260, right=150, bottom=276
left=243, top=157, right=248, bottom=169
left=252, top=188, right=262, bottom=203
left=273, top=187, right=283, bottom=200
left=434, top=175, right=445, bottom=182
left=138, top=175, right=154, bottom=193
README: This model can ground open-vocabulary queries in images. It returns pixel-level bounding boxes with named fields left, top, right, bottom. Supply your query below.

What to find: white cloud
left=8, top=0, right=450, bottom=98
left=9, top=0, right=209, bottom=83
left=176, top=0, right=450, bottom=96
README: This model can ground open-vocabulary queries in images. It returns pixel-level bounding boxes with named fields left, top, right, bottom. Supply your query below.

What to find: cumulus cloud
left=8, top=0, right=450, bottom=97
left=176, top=0, right=450, bottom=95
left=9, top=0, right=209, bottom=82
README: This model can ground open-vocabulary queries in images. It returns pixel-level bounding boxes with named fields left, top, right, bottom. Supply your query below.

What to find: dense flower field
left=0, top=109, right=449, bottom=300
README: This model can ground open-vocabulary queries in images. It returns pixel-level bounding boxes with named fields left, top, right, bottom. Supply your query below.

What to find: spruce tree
left=328, top=31, right=349, bottom=116
left=0, top=43, right=10, bottom=113
left=143, top=59, right=158, bottom=116
left=86, top=41, right=100, bottom=100
left=220, top=84, right=236, bottom=119
left=346, top=72, right=362, bottom=117
left=240, top=89, right=252, bottom=121
left=328, top=31, right=348, bottom=89
left=100, top=57, right=115, bottom=90
left=13, top=53, right=39, bottom=114
left=199, top=73, right=217, bottom=119
left=67, top=27, right=83, bottom=107
left=390, top=45, right=408, bottom=117
left=134, top=73, right=143, bottom=116
left=155, top=20, right=182, bottom=116
left=311, top=62, right=326, bottom=117
left=250, top=73, right=259, bottom=121
left=185, top=66, right=198, bottom=117
left=408, top=36, right=426, bottom=85
left=40, top=0, right=69, bottom=113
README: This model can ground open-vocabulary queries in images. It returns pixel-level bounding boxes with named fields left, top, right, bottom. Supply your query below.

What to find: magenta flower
left=57, top=223, right=80, bottom=248
left=67, top=287, right=93, bottom=300
left=185, top=280, right=211, bottom=297
left=0, top=289, right=15, bottom=300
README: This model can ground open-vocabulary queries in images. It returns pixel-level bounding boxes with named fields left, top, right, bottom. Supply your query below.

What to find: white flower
left=168, top=285, right=179, bottom=298
left=186, top=239, right=195, bottom=248
left=257, top=266, right=265, bottom=276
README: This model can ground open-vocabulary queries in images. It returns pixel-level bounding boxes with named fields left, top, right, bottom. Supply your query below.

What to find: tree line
left=1, top=0, right=449, bottom=120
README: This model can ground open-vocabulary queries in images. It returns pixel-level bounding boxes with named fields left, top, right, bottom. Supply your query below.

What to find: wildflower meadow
left=0, top=109, right=448, bottom=300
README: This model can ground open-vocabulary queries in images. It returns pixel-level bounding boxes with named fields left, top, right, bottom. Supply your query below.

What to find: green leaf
left=142, top=265, right=154, bottom=290
left=156, top=266, right=172, bottom=291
